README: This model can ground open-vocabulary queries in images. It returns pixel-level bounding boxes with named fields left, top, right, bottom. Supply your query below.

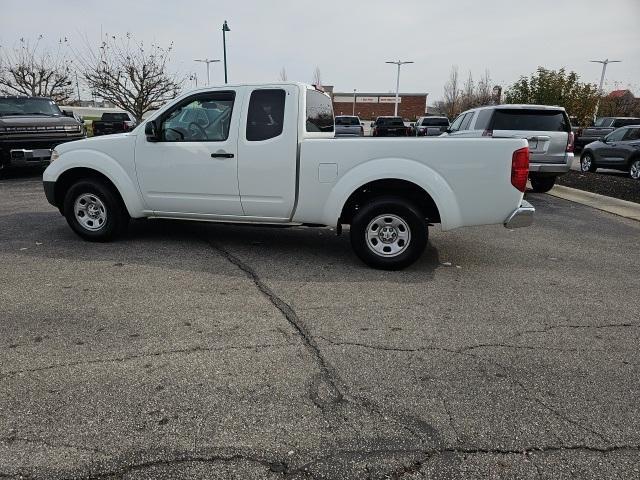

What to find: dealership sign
left=379, top=97, right=401, bottom=103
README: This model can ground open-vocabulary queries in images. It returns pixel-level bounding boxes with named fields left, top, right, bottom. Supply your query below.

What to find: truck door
left=134, top=89, right=244, bottom=216
left=237, top=85, right=299, bottom=219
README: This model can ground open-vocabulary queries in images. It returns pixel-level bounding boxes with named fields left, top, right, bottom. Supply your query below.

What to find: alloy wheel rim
left=74, top=193, right=107, bottom=231
left=581, top=155, right=591, bottom=172
left=365, top=214, right=411, bottom=257
left=631, top=161, right=640, bottom=180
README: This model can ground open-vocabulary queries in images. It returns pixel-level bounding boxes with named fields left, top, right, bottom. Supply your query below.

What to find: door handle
left=211, top=152, right=234, bottom=158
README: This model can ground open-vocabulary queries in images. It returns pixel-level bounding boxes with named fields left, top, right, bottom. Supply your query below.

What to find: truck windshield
left=101, top=113, right=130, bottom=121
left=0, top=97, right=62, bottom=116
left=335, top=117, right=360, bottom=126
left=491, top=109, right=569, bottom=132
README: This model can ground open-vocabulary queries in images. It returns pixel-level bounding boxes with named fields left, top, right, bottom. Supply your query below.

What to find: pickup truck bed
left=43, top=82, right=533, bottom=270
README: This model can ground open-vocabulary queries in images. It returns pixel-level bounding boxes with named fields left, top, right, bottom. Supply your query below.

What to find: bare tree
left=312, top=66, right=322, bottom=87
left=442, top=66, right=460, bottom=118
left=279, top=67, right=287, bottom=81
left=476, top=70, right=493, bottom=106
left=0, top=36, right=74, bottom=103
left=460, top=71, right=475, bottom=111
left=77, top=33, right=183, bottom=122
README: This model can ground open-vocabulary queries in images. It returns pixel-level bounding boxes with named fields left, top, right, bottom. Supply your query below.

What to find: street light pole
left=590, top=58, right=621, bottom=118
left=222, top=20, right=231, bottom=84
left=353, top=89, right=356, bottom=115
left=385, top=60, right=414, bottom=116
left=194, top=59, right=220, bottom=86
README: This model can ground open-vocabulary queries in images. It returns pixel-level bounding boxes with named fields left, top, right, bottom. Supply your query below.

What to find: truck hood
left=55, top=132, right=134, bottom=154
left=0, top=115, right=80, bottom=128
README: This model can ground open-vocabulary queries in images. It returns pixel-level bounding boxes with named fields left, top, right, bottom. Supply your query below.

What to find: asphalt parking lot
left=1, top=171, right=639, bottom=479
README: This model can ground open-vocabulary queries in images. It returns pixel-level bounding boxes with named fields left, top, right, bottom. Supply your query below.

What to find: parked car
left=371, top=116, right=410, bottom=137
left=92, top=112, right=137, bottom=136
left=43, top=82, right=533, bottom=270
left=576, top=117, right=640, bottom=151
left=0, top=96, right=85, bottom=174
left=335, top=115, right=364, bottom=136
left=580, top=125, right=640, bottom=179
left=413, top=116, right=450, bottom=136
left=443, top=104, right=574, bottom=193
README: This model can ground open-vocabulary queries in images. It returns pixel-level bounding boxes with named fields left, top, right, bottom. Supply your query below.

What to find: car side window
left=623, top=128, right=640, bottom=141
left=449, top=113, right=466, bottom=132
left=246, top=89, right=286, bottom=141
left=459, top=112, right=474, bottom=131
left=160, top=91, right=235, bottom=142
left=606, top=128, right=626, bottom=142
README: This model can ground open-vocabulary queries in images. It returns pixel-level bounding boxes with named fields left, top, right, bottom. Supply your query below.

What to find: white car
left=43, top=83, right=533, bottom=270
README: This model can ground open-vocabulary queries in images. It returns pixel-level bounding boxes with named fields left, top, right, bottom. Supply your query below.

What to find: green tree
left=505, top=67, right=600, bottom=125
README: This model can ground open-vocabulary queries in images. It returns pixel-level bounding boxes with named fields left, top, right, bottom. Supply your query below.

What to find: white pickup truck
left=43, top=83, right=534, bottom=270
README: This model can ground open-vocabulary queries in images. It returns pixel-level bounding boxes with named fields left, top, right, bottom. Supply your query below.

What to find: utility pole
left=385, top=60, right=414, bottom=116
left=352, top=89, right=356, bottom=115
left=590, top=59, right=621, bottom=118
left=75, top=72, right=81, bottom=103
left=194, top=58, right=220, bottom=86
left=222, top=20, right=231, bottom=84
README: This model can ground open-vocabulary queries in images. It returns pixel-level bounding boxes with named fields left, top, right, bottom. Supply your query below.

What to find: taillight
left=511, top=147, right=529, bottom=192
left=566, top=131, right=575, bottom=153
left=482, top=129, right=493, bottom=137
left=360, top=125, right=364, bottom=135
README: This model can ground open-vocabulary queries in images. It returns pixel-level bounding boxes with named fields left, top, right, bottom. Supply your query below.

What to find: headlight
left=64, top=125, right=81, bottom=132
left=50, top=150, right=59, bottom=162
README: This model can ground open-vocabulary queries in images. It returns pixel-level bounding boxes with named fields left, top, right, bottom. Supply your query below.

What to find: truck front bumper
left=504, top=200, right=535, bottom=229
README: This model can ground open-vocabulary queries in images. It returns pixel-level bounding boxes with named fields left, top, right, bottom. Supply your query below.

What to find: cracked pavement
left=1, top=172, right=639, bottom=479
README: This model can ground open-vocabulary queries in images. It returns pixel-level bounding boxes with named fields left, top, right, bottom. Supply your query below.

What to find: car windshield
left=335, top=117, right=359, bottom=126
left=377, top=117, right=404, bottom=126
left=491, top=109, right=569, bottom=132
left=594, top=117, right=614, bottom=128
left=422, top=117, right=449, bottom=126
left=0, top=97, right=62, bottom=116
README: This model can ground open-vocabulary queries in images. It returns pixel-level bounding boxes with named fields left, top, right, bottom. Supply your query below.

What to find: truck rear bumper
left=504, top=200, right=535, bottom=229
left=529, top=162, right=571, bottom=174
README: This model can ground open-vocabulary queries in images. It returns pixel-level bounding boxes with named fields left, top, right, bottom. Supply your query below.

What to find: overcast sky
left=1, top=0, right=639, bottom=102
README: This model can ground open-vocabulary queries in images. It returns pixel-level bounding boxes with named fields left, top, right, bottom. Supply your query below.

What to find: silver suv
left=443, top=105, right=574, bottom=192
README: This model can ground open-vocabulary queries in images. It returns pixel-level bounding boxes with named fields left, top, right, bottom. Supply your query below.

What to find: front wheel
left=629, top=159, right=640, bottom=180
left=580, top=152, right=597, bottom=173
left=350, top=196, right=428, bottom=270
left=530, top=176, right=556, bottom=193
left=63, top=179, right=129, bottom=241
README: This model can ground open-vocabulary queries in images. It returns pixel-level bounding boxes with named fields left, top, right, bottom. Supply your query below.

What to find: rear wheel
left=530, top=176, right=556, bottom=193
left=629, top=159, right=640, bottom=180
left=580, top=152, right=597, bottom=173
left=350, top=196, right=428, bottom=270
left=63, top=179, right=129, bottom=241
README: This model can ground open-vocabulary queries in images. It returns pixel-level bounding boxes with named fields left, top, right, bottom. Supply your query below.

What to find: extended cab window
left=246, top=89, right=285, bottom=141
left=160, top=91, right=235, bottom=142
left=306, top=90, right=334, bottom=133
left=490, top=109, right=569, bottom=132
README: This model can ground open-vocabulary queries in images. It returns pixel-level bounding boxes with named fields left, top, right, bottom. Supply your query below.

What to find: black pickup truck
left=0, top=96, right=85, bottom=174
left=92, top=112, right=137, bottom=136
left=370, top=116, right=410, bottom=137
left=575, top=116, right=640, bottom=150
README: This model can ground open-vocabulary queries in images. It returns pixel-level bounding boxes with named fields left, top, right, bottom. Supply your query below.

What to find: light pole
left=590, top=58, right=621, bottom=118
left=352, top=89, right=356, bottom=115
left=222, top=20, right=231, bottom=84
left=386, top=60, right=414, bottom=116
left=194, top=58, right=220, bottom=86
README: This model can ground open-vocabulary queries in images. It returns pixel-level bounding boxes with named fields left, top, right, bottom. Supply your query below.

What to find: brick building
left=331, top=92, right=428, bottom=120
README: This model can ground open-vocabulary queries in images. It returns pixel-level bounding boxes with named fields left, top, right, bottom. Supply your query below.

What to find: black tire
left=63, top=179, right=129, bottom=241
left=350, top=196, right=428, bottom=270
left=530, top=176, right=556, bottom=193
left=580, top=152, right=597, bottom=173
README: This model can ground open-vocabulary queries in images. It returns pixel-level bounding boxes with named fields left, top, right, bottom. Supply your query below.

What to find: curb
left=546, top=185, right=640, bottom=222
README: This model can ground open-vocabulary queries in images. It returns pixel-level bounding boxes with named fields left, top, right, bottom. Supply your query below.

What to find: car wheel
left=580, top=152, right=597, bottom=173
left=63, top=179, right=129, bottom=241
left=350, top=196, right=427, bottom=270
left=630, top=159, right=640, bottom=180
left=530, top=176, right=556, bottom=193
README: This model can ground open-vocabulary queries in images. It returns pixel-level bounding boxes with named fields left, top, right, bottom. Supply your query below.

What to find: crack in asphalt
left=441, top=399, right=462, bottom=445
left=0, top=342, right=292, bottom=379
left=1, top=436, right=107, bottom=455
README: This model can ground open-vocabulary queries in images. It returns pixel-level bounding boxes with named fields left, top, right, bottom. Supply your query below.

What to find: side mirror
left=145, top=121, right=159, bottom=142
left=62, top=109, right=74, bottom=118
left=445, top=128, right=452, bottom=134
left=600, top=136, right=607, bottom=143
left=410, top=123, right=415, bottom=127
left=360, top=122, right=364, bottom=126
left=370, top=122, right=374, bottom=127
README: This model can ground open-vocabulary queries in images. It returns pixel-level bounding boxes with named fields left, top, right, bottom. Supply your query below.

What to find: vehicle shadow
left=2, top=213, right=443, bottom=283
left=0, top=166, right=45, bottom=181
